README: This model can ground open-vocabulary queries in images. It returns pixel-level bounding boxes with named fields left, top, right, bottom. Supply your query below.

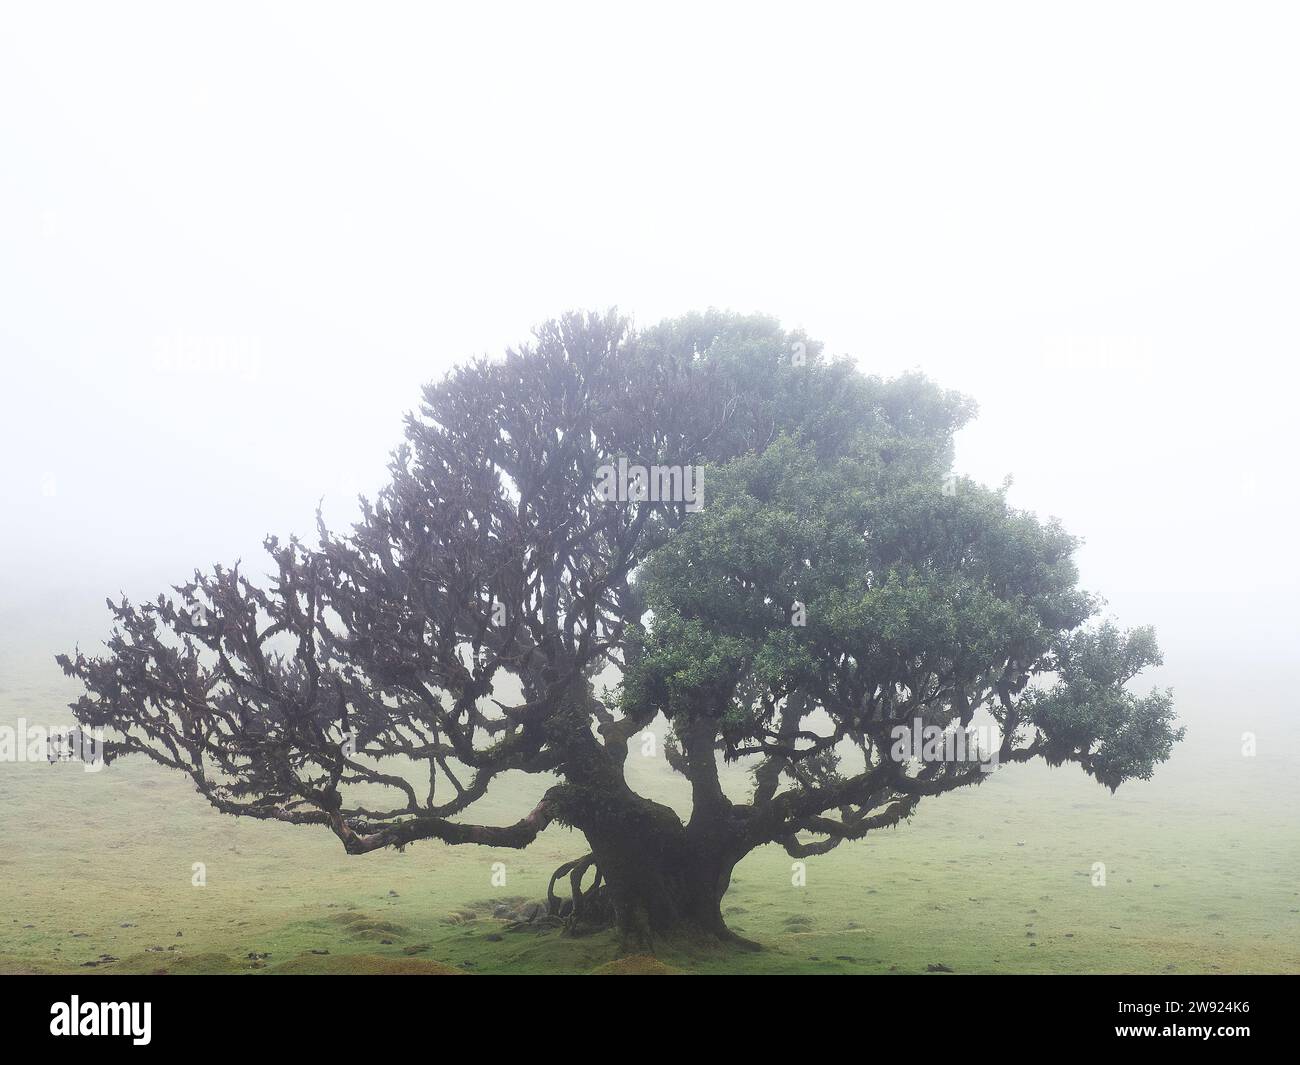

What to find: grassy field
left=1, top=601, right=1296, bottom=976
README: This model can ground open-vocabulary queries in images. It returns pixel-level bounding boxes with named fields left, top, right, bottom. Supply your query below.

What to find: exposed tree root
left=546, top=853, right=614, bottom=935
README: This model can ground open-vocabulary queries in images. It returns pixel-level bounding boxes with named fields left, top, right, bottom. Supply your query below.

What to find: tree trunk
left=548, top=687, right=755, bottom=954
left=575, top=798, right=754, bottom=955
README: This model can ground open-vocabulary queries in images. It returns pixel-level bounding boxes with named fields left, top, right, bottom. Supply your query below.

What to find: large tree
left=59, top=310, right=1181, bottom=953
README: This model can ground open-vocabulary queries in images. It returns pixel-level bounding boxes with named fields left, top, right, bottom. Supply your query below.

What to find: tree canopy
left=58, top=309, right=1181, bottom=951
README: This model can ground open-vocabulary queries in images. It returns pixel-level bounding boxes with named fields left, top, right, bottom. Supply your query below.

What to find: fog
left=2, top=0, right=1297, bottom=696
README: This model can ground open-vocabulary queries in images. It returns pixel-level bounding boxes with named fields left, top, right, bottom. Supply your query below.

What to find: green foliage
left=1024, top=625, right=1182, bottom=790
left=626, top=398, right=1178, bottom=794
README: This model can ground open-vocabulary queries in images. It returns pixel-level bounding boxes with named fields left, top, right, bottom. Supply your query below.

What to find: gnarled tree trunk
left=555, top=793, right=753, bottom=954
left=546, top=688, right=756, bottom=954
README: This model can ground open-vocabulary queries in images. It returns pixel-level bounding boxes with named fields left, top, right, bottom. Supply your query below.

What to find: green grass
left=2, top=612, right=1297, bottom=975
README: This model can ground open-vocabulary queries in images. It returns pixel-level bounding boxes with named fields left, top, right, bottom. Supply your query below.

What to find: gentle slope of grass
left=2, top=608, right=1296, bottom=975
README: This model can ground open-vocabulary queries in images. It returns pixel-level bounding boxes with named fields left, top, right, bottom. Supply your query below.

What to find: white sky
left=2, top=1, right=1297, bottom=677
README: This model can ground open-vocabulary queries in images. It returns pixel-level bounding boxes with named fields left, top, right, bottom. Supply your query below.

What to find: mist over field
left=1, top=3, right=1298, bottom=977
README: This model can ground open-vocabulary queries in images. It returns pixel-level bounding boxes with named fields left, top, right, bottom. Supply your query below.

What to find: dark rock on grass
left=926, top=963, right=954, bottom=973
left=484, top=933, right=503, bottom=942
left=498, top=899, right=560, bottom=931
left=81, top=954, right=118, bottom=967
left=505, top=914, right=563, bottom=933
left=246, top=951, right=271, bottom=960
left=310, top=949, right=330, bottom=955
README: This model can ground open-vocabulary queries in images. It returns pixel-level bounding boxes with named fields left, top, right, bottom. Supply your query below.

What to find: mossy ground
left=2, top=616, right=1296, bottom=975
